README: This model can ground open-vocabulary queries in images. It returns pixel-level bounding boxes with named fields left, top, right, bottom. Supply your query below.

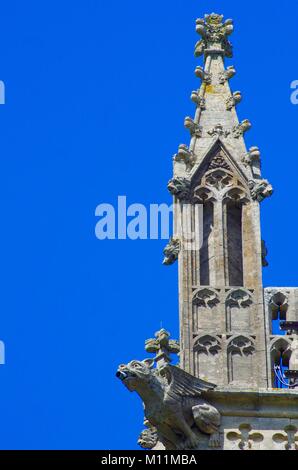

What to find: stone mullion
left=179, top=202, right=195, bottom=374
left=192, top=203, right=201, bottom=287
left=176, top=199, right=186, bottom=370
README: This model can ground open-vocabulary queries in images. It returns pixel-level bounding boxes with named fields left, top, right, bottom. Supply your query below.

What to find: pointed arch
left=270, top=337, right=292, bottom=388
left=193, top=334, right=222, bottom=383
left=225, top=288, right=254, bottom=332
left=227, top=335, right=256, bottom=386
left=267, top=290, right=289, bottom=334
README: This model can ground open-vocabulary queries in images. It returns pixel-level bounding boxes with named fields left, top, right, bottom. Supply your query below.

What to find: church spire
left=168, top=13, right=273, bottom=387
left=171, top=12, right=273, bottom=196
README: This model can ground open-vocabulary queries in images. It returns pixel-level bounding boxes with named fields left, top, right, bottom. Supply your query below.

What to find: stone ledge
left=203, top=387, right=298, bottom=418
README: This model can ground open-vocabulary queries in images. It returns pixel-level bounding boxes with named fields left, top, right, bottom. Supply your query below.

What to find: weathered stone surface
left=117, top=11, right=298, bottom=451
left=145, top=328, right=180, bottom=368
left=195, top=14, right=233, bottom=58
left=117, top=359, right=221, bottom=450
left=162, top=237, right=180, bottom=266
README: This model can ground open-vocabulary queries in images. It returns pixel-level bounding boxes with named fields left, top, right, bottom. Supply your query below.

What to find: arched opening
left=269, top=292, right=288, bottom=334
left=193, top=334, right=221, bottom=383
left=227, top=335, right=255, bottom=386
left=200, top=201, right=214, bottom=286
left=270, top=338, right=291, bottom=388
left=224, top=199, right=243, bottom=287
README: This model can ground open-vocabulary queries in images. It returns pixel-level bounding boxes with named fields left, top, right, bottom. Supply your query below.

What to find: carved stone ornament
left=208, top=152, right=231, bottom=171
left=184, top=117, right=202, bottom=138
left=232, top=120, right=252, bottom=138
left=248, top=179, right=273, bottom=202
left=226, top=91, right=242, bottom=110
left=227, top=336, right=255, bottom=356
left=207, top=124, right=230, bottom=138
left=194, top=66, right=212, bottom=84
left=205, top=169, right=233, bottom=190
left=242, top=146, right=261, bottom=166
left=226, top=289, right=253, bottom=308
left=227, top=424, right=264, bottom=450
left=190, top=91, right=206, bottom=109
left=138, top=420, right=159, bottom=449
left=173, top=144, right=195, bottom=168
left=145, top=328, right=180, bottom=369
left=167, top=177, right=191, bottom=201
left=219, top=66, right=236, bottom=84
left=117, top=358, right=221, bottom=450
left=272, top=426, right=298, bottom=450
left=195, top=13, right=233, bottom=58
left=163, top=237, right=180, bottom=266
left=193, top=288, right=220, bottom=308
left=194, top=335, right=221, bottom=356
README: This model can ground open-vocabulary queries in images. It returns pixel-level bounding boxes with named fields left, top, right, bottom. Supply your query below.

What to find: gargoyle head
left=116, top=359, right=155, bottom=392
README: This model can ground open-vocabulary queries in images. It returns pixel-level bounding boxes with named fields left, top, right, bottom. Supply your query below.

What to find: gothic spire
left=170, top=13, right=273, bottom=202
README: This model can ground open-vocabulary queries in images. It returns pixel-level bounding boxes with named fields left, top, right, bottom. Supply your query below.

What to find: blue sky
left=0, top=0, right=297, bottom=450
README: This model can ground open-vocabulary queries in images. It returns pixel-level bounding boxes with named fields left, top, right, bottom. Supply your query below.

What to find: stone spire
left=170, top=13, right=272, bottom=189
left=168, top=13, right=273, bottom=388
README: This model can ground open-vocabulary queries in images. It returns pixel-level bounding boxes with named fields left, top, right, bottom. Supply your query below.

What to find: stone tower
left=168, top=12, right=271, bottom=390
left=117, top=13, right=298, bottom=451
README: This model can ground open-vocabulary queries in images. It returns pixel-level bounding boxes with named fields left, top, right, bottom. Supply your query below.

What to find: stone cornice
left=204, top=388, right=298, bottom=419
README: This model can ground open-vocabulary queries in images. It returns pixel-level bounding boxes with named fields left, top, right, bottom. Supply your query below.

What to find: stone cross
left=227, top=424, right=264, bottom=450
left=145, top=329, right=180, bottom=369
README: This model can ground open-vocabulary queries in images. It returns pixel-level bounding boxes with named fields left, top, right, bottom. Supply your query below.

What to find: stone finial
left=145, top=329, right=180, bottom=369
left=195, top=13, right=233, bottom=58
left=163, top=237, right=180, bottom=266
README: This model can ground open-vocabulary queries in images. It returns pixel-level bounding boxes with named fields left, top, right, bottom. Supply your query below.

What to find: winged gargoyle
left=116, top=359, right=221, bottom=450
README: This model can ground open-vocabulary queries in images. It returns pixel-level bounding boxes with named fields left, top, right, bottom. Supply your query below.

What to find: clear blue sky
left=0, top=0, right=297, bottom=450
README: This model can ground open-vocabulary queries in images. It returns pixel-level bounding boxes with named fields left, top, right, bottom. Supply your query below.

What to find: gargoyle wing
left=160, top=365, right=216, bottom=398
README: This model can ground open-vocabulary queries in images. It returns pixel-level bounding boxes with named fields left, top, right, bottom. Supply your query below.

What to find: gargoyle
left=163, top=237, right=180, bottom=266
left=167, top=177, right=191, bottom=201
left=248, top=179, right=273, bottom=202
left=116, top=360, right=221, bottom=450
